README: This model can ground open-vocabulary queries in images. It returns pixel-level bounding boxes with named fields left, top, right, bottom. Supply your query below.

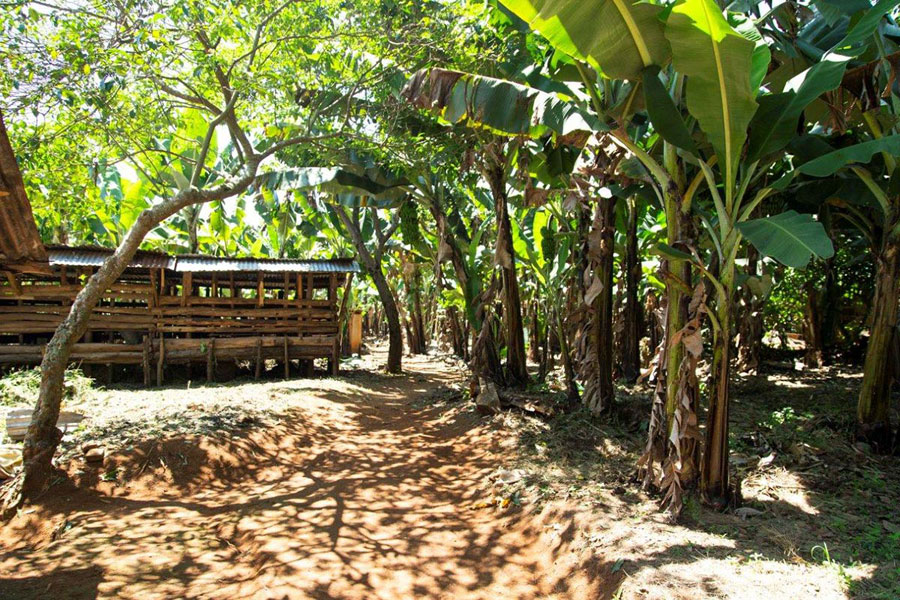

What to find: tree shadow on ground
left=0, top=353, right=618, bottom=599
left=506, top=363, right=898, bottom=599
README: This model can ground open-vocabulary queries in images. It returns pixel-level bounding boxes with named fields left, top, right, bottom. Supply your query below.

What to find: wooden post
left=156, top=336, right=165, bottom=386
left=283, top=336, right=290, bottom=380
left=206, top=338, right=216, bottom=383
left=150, top=269, right=159, bottom=308
left=296, top=274, right=303, bottom=305
left=142, top=335, right=151, bottom=388
left=349, top=310, right=363, bottom=355
left=257, top=272, right=265, bottom=308
left=211, top=274, right=218, bottom=298
left=255, top=338, right=263, bottom=380
left=229, top=272, right=236, bottom=308
left=181, top=272, right=193, bottom=307
left=330, top=338, right=340, bottom=376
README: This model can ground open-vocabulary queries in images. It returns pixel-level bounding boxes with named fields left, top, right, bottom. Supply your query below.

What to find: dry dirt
left=0, top=347, right=883, bottom=599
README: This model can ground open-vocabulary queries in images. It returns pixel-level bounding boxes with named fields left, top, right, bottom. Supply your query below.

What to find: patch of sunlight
left=767, top=376, right=813, bottom=389
left=747, top=468, right=820, bottom=516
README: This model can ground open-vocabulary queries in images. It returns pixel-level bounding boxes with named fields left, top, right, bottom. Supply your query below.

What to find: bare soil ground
left=0, top=346, right=897, bottom=599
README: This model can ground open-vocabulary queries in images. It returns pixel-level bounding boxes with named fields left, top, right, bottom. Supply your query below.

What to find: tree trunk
left=736, top=248, right=764, bottom=374
left=529, top=304, right=541, bottom=364
left=336, top=207, right=403, bottom=373
left=701, top=254, right=736, bottom=508
left=621, top=196, right=641, bottom=384
left=803, top=280, right=824, bottom=368
left=484, top=158, right=528, bottom=387
left=590, top=197, right=617, bottom=412
left=421, top=190, right=502, bottom=381
left=857, top=223, right=900, bottom=451
left=6, top=167, right=261, bottom=511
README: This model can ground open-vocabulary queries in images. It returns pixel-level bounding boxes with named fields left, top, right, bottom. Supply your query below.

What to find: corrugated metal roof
left=45, top=245, right=360, bottom=274
left=0, top=111, right=48, bottom=264
left=47, top=246, right=175, bottom=270
left=174, top=256, right=361, bottom=273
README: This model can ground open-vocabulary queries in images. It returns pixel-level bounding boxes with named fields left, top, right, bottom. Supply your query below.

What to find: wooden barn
left=0, top=113, right=359, bottom=385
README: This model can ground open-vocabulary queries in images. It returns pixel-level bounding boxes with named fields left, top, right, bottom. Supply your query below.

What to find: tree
left=1, top=0, right=398, bottom=513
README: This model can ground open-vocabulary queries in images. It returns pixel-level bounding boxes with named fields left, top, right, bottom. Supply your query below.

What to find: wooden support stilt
left=156, top=336, right=165, bottom=386
left=255, top=338, right=263, bottom=379
left=330, top=338, right=339, bottom=376
left=142, top=335, right=151, bottom=387
left=283, top=336, right=290, bottom=380
left=206, top=338, right=216, bottom=383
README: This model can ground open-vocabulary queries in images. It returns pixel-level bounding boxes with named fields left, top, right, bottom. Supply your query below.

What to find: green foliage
left=737, top=211, right=835, bottom=269
left=0, top=368, right=94, bottom=408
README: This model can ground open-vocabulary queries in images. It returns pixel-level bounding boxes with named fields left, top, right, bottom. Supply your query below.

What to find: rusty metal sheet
left=0, top=111, right=47, bottom=264
left=47, top=246, right=175, bottom=270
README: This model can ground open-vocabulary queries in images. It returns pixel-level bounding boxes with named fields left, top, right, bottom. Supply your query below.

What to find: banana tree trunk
left=803, top=280, right=824, bottom=368
left=422, top=193, right=502, bottom=380
left=857, top=221, right=900, bottom=450
left=737, top=248, right=763, bottom=374
left=590, top=197, right=617, bottom=412
left=621, top=196, right=641, bottom=383
left=485, top=162, right=528, bottom=387
left=701, top=258, right=736, bottom=508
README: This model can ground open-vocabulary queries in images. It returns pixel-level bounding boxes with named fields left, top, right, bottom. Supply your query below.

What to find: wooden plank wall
left=0, top=266, right=346, bottom=380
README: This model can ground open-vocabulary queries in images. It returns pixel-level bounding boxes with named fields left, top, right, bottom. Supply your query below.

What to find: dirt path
left=0, top=350, right=607, bottom=599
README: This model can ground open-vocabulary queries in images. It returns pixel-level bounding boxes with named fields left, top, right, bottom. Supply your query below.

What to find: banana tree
left=495, top=0, right=890, bottom=508
left=403, top=67, right=625, bottom=402
left=756, top=4, right=900, bottom=449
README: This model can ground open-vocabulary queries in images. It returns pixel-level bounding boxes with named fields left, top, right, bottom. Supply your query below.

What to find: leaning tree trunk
left=857, top=221, right=900, bottom=451
left=3, top=170, right=260, bottom=512
left=621, top=196, right=642, bottom=383
left=485, top=161, right=528, bottom=387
